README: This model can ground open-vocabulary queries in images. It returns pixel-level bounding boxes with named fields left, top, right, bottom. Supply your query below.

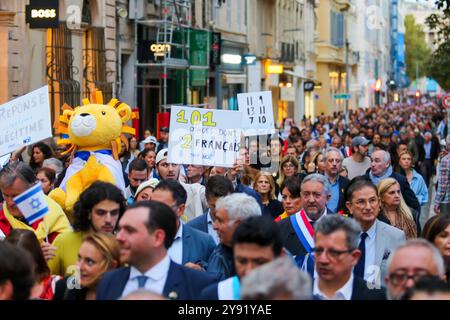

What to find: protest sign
left=237, top=91, right=275, bottom=136
left=0, top=86, right=52, bottom=157
left=168, top=106, right=242, bottom=167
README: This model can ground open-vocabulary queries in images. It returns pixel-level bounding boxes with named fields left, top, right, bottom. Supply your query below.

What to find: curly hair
left=29, top=142, right=53, bottom=170
left=73, top=182, right=126, bottom=232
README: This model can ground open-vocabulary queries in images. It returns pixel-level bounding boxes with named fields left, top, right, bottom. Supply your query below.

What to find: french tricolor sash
left=290, top=209, right=315, bottom=255
left=217, top=276, right=240, bottom=300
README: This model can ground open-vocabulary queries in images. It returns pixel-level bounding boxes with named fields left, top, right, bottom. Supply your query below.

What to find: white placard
left=167, top=106, right=242, bottom=167
left=0, top=86, right=52, bottom=157
left=237, top=91, right=275, bottom=136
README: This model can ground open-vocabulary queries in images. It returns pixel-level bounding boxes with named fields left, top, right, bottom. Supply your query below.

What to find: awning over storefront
left=222, top=73, right=247, bottom=84
left=283, top=70, right=317, bottom=82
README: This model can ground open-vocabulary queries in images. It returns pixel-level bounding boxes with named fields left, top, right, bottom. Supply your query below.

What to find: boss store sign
left=26, top=0, right=59, bottom=29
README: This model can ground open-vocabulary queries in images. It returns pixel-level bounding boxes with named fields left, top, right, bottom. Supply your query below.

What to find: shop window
left=83, top=27, right=113, bottom=101
left=46, top=24, right=81, bottom=127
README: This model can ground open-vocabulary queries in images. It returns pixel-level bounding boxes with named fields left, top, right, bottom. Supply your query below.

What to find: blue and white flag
left=13, top=183, right=49, bottom=225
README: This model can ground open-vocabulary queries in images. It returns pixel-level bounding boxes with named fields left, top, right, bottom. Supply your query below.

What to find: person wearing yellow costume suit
left=49, top=91, right=137, bottom=215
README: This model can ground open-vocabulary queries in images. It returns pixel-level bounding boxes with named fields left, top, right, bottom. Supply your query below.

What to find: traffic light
left=387, top=79, right=397, bottom=90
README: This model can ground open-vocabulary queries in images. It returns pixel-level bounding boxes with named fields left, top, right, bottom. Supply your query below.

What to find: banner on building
left=0, top=86, right=52, bottom=157
left=237, top=91, right=275, bottom=136
left=168, top=106, right=242, bottom=167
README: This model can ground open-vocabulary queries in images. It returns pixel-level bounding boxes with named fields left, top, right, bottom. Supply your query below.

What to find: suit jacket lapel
left=111, top=267, right=131, bottom=299
left=374, top=220, right=385, bottom=267
left=163, top=261, right=183, bottom=299
left=182, top=227, right=192, bottom=264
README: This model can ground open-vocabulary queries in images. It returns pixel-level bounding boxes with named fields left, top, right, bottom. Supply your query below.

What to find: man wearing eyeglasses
left=345, top=178, right=406, bottom=288
left=385, top=239, right=446, bottom=300
left=324, top=147, right=349, bottom=214
left=313, top=215, right=386, bottom=300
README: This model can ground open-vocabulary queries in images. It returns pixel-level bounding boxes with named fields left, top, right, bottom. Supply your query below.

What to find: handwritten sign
left=0, top=86, right=52, bottom=157
left=168, top=106, right=242, bottom=167
left=237, top=91, right=275, bottom=136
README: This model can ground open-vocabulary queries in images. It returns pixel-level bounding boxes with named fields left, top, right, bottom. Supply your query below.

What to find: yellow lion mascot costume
left=49, top=91, right=136, bottom=214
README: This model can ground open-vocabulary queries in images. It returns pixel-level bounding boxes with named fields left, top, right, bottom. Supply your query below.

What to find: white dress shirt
left=168, top=222, right=184, bottom=264
left=207, top=210, right=220, bottom=245
left=360, top=222, right=377, bottom=281
left=313, top=274, right=354, bottom=300
left=121, top=254, right=171, bottom=298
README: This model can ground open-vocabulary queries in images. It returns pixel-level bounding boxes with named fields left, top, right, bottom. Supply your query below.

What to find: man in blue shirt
left=324, top=147, right=349, bottom=213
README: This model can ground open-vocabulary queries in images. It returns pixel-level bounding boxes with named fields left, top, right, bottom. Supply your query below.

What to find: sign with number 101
left=168, top=106, right=242, bottom=167
left=237, top=91, right=275, bottom=136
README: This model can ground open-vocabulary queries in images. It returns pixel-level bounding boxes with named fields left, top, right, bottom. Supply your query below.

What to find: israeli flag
left=13, top=183, right=49, bottom=225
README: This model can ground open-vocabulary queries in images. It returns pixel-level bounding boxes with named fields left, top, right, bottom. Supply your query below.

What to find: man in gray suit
left=345, top=178, right=406, bottom=288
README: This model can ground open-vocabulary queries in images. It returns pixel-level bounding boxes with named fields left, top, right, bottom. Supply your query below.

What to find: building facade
left=0, top=0, right=117, bottom=128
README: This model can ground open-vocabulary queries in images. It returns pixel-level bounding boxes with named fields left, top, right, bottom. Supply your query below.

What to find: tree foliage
left=404, top=15, right=432, bottom=82
left=426, top=0, right=450, bottom=90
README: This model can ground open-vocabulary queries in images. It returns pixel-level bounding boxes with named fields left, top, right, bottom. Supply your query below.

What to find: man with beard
left=125, top=159, right=149, bottom=205
left=278, top=174, right=332, bottom=276
left=342, top=137, right=371, bottom=180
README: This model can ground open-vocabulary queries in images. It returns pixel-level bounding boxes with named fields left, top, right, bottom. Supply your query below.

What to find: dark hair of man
left=0, top=161, right=36, bottom=189
left=401, top=276, right=450, bottom=300
left=30, top=142, right=53, bottom=170
left=73, top=181, right=126, bottom=232
left=422, top=215, right=450, bottom=244
left=232, top=216, right=283, bottom=256
left=280, top=176, right=301, bottom=198
left=153, top=179, right=187, bottom=206
left=126, top=200, right=177, bottom=249
left=205, top=175, right=234, bottom=200
left=0, top=242, right=34, bottom=300
left=345, top=176, right=377, bottom=203
left=128, top=158, right=148, bottom=174
left=5, top=229, right=50, bottom=282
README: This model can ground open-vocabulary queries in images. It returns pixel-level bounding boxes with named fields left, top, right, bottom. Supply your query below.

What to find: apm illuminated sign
left=150, top=44, right=171, bottom=58
left=26, top=0, right=59, bottom=29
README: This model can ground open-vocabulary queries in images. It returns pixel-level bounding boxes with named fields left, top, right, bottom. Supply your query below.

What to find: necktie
left=136, top=275, right=148, bottom=289
left=354, top=232, right=368, bottom=278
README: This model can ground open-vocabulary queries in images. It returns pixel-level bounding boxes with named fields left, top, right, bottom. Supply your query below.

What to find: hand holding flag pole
left=13, top=182, right=50, bottom=242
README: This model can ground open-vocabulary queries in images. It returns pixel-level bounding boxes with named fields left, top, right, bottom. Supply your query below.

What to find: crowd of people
left=0, top=100, right=450, bottom=301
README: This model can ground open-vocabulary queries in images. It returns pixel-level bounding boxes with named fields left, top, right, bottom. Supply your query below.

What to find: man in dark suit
left=200, top=216, right=283, bottom=300
left=324, top=147, right=350, bottom=213
left=362, top=150, right=420, bottom=214
left=313, top=215, right=386, bottom=300
left=96, top=201, right=217, bottom=300
left=151, top=180, right=216, bottom=270
left=187, top=176, right=234, bottom=245
left=278, top=174, right=333, bottom=258
left=420, top=132, right=440, bottom=187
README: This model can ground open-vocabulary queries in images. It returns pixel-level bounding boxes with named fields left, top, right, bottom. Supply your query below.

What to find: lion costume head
left=50, top=91, right=137, bottom=215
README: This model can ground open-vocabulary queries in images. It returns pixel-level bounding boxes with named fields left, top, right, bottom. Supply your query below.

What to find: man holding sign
left=0, top=162, right=71, bottom=246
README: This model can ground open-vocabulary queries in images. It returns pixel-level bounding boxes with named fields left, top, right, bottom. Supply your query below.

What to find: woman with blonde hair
left=276, top=155, right=300, bottom=188
left=53, top=232, right=121, bottom=300
left=253, top=172, right=284, bottom=219
left=377, top=178, right=417, bottom=239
